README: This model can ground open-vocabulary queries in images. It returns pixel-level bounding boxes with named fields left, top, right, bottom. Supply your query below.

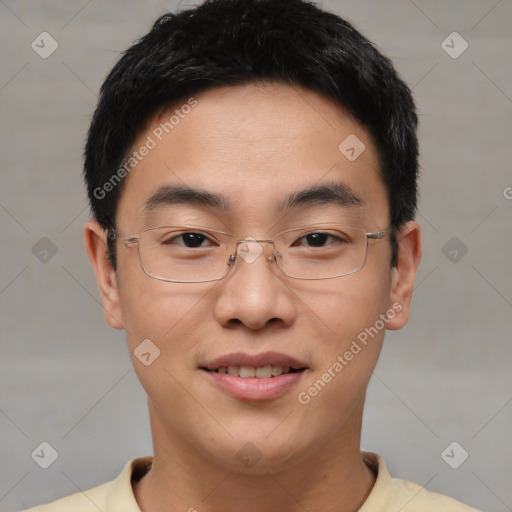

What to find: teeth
left=271, top=365, right=283, bottom=376
left=213, top=364, right=298, bottom=378
left=256, top=366, right=272, bottom=378
left=227, top=366, right=239, bottom=376
left=239, top=366, right=256, bottom=378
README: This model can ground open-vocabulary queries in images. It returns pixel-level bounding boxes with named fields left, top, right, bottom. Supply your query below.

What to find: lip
left=201, top=369, right=306, bottom=401
left=200, top=351, right=307, bottom=370
left=199, top=351, right=309, bottom=402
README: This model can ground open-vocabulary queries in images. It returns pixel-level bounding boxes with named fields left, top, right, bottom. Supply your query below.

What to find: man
left=25, top=0, right=480, bottom=510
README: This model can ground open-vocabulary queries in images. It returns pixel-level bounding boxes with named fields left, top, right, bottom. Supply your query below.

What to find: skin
left=84, top=82, right=422, bottom=512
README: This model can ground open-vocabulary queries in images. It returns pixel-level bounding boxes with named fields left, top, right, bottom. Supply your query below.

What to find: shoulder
left=361, top=451, right=481, bottom=512
left=390, top=477, right=482, bottom=511
left=19, top=457, right=152, bottom=512
left=19, top=481, right=112, bottom=512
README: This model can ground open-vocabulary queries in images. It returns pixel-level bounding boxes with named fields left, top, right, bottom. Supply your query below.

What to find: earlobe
left=83, top=220, right=124, bottom=330
left=386, top=221, right=422, bottom=331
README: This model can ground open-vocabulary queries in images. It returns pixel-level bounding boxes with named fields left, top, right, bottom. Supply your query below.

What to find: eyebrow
left=144, top=185, right=231, bottom=213
left=275, top=181, right=363, bottom=212
left=144, top=181, right=364, bottom=215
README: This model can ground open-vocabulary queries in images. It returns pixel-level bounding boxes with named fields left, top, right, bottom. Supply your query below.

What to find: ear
left=83, top=219, right=124, bottom=330
left=386, top=220, right=422, bottom=330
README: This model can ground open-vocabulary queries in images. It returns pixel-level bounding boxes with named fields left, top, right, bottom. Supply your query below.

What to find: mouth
left=199, top=351, right=309, bottom=377
left=201, top=365, right=306, bottom=378
left=199, top=351, right=309, bottom=401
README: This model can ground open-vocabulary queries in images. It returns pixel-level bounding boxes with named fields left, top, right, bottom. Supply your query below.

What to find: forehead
left=116, top=82, right=388, bottom=231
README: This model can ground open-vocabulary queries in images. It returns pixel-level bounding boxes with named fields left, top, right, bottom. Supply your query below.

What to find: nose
left=213, top=239, right=296, bottom=331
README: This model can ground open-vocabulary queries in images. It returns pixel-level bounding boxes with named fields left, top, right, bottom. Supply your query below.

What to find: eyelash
left=162, top=231, right=348, bottom=248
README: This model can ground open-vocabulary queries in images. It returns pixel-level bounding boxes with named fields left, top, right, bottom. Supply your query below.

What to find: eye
left=162, top=232, right=215, bottom=248
left=293, top=231, right=349, bottom=248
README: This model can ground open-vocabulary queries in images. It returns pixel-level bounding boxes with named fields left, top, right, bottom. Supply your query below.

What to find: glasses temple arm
left=366, top=226, right=394, bottom=240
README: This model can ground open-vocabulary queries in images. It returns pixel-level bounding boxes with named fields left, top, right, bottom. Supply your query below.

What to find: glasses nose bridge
left=237, top=238, right=274, bottom=245
left=238, top=238, right=280, bottom=250
left=232, top=237, right=282, bottom=265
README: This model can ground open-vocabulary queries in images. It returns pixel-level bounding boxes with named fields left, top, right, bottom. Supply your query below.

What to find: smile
left=204, top=365, right=305, bottom=378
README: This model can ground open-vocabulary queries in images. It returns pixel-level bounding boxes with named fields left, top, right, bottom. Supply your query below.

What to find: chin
left=205, top=429, right=309, bottom=475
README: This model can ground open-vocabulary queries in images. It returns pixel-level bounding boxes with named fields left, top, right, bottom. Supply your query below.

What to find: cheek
left=294, top=283, right=389, bottom=433
left=117, top=278, right=214, bottom=408
left=117, top=268, right=213, bottom=355
left=298, top=255, right=393, bottom=406
left=294, top=265, right=392, bottom=347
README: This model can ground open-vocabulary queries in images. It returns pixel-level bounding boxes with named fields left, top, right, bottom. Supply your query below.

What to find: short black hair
left=84, top=0, right=419, bottom=269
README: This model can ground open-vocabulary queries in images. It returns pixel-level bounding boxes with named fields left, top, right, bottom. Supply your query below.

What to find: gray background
left=1, top=1, right=511, bottom=510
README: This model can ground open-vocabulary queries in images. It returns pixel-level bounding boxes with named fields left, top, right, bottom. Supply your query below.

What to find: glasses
left=112, top=223, right=392, bottom=283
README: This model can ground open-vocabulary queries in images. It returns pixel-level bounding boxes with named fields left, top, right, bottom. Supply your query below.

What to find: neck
left=134, top=399, right=376, bottom=512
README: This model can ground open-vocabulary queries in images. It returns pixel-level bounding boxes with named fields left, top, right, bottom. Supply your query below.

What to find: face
left=85, top=82, right=420, bottom=473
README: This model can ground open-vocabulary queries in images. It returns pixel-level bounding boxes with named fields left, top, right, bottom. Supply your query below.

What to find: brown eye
left=293, top=232, right=349, bottom=248
left=304, top=232, right=329, bottom=247
left=163, top=232, right=211, bottom=248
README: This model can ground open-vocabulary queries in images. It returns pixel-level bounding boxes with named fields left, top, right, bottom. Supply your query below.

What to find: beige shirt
left=23, top=451, right=480, bottom=511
